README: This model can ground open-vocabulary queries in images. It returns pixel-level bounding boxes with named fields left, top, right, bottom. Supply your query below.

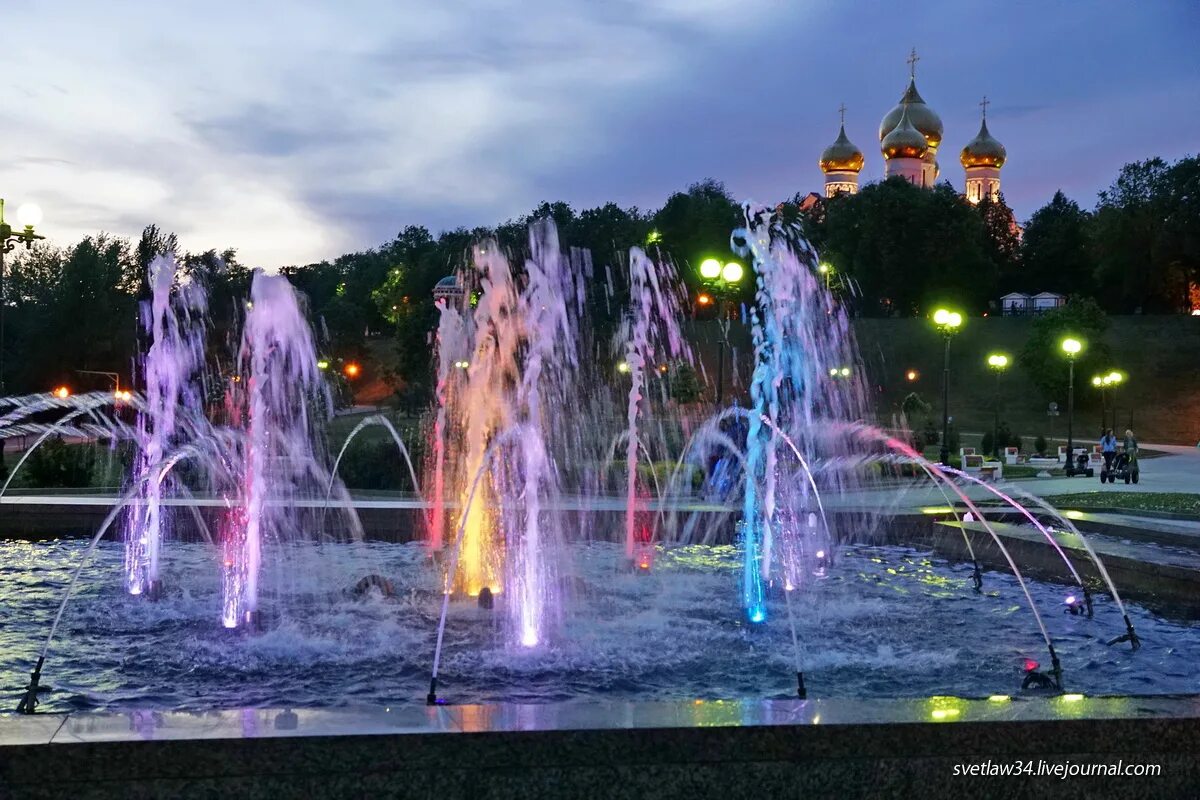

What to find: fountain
left=4, top=211, right=1171, bottom=722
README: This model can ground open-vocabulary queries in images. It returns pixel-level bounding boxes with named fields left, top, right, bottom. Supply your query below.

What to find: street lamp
left=0, top=199, right=47, bottom=394
left=698, top=257, right=744, bottom=406
left=1091, top=375, right=1108, bottom=433
left=1107, top=370, right=1125, bottom=430
left=817, top=263, right=833, bottom=292
left=1061, top=337, right=1083, bottom=475
left=986, top=353, right=1009, bottom=458
left=932, top=308, right=964, bottom=464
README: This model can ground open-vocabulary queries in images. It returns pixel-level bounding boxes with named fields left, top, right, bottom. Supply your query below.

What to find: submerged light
left=52, top=386, right=70, bottom=399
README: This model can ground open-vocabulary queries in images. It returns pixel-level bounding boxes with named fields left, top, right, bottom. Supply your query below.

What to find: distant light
left=1107, top=371, right=1123, bottom=384
left=521, top=630, right=539, bottom=647
left=817, top=263, right=830, bottom=274
left=658, top=364, right=668, bottom=373
left=920, top=506, right=955, bottom=515
left=699, top=258, right=722, bottom=279
left=987, top=353, right=1009, bottom=369
left=1061, top=337, right=1082, bottom=355
left=829, top=367, right=839, bottom=377
left=617, top=361, right=631, bottom=374
left=52, top=386, right=70, bottom=399
left=721, top=262, right=744, bottom=283
left=1064, top=595, right=1076, bottom=605
left=317, top=359, right=330, bottom=370
left=839, top=366, right=850, bottom=377
left=931, top=708, right=959, bottom=721
left=16, top=203, right=43, bottom=227
left=906, top=369, right=919, bottom=382
left=1061, top=693, right=1084, bottom=703
left=344, top=363, right=361, bottom=378
left=933, top=309, right=949, bottom=325
left=987, top=695, right=1011, bottom=703
left=815, top=550, right=825, bottom=559
left=1063, top=510, right=1084, bottom=520
left=749, top=607, right=766, bottom=623
left=1023, top=658, right=1039, bottom=673
left=646, top=229, right=662, bottom=245
left=455, top=360, right=470, bottom=370
left=933, top=308, right=963, bottom=330
left=696, top=292, right=713, bottom=306
left=1091, top=376, right=1103, bottom=387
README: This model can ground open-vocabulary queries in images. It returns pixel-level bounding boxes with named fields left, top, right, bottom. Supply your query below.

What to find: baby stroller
left=1101, top=451, right=1139, bottom=484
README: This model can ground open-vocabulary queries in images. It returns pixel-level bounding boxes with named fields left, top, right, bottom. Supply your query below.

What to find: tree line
left=3, top=156, right=1195, bottom=400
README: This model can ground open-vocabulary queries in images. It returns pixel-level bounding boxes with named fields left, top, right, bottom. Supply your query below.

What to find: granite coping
left=4, top=694, right=1200, bottom=747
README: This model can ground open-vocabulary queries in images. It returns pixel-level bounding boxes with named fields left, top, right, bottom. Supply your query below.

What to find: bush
left=336, top=438, right=420, bottom=491
left=981, top=422, right=1020, bottom=457
left=1034, top=434, right=1048, bottom=457
left=23, top=438, right=97, bottom=488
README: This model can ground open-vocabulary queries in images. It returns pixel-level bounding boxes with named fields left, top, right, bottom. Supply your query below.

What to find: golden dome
left=960, top=118, right=1006, bottom=168
left=819, top=124, right=864, bottom=173
left=879, top=79, right=943, bottom=151
left=881, top=104, right=928, bottom=160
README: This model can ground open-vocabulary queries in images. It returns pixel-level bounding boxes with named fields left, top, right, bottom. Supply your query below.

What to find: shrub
left=1034, top=434, right=1048, bottom=457
left=23, top=438, right=97, bottom=488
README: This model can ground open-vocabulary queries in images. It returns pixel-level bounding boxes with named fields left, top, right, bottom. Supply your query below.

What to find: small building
left=1000, top=291, right=1065, bottom=316
left=1000, top=292, right=1031, bottom=316
left=1031, top=292, right=1066, bottom=313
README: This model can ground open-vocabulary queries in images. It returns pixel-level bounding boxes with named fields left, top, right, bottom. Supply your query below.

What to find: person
left=1100, top=428, right=1118, bottom=474
left=1124, top=429, right=1139, bottom=467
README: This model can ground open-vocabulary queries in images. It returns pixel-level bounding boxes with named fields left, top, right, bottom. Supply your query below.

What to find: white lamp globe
left=16, top=203, right=43, bottom=227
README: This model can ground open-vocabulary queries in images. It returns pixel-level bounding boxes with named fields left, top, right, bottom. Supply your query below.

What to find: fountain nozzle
left=796, top=671, right=807, bottom=699
left=1106, top=614, right=1141, bottom=651
left=477, top=587, right=494, bottom=610
left=426, top=677, right=438, bottom=706
left=971, top=561, right=983, bottom=593
left=15, top=657, right=44, bottom=715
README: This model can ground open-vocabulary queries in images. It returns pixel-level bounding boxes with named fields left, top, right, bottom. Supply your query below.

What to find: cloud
left=0, top=0, right=1195, bottom=266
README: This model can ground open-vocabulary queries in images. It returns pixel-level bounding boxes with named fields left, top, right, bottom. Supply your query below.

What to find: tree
left=816, top=179, right=995, bottom=316
left=976, top=193, right=1022, bottom=291
left=1018, top=191, right=1093, bottom=296
left=1092, top=156, right=1200, bottom=312
left=1018, top=297, right=1111, bottom=404
left=652, top=179, right=744, bottom=300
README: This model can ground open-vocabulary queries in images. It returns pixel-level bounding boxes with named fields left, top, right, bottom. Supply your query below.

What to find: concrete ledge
left=3, top=697, right=1199, bottom=799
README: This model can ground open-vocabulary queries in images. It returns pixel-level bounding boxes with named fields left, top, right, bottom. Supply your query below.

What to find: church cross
left=979, top=95, right=991, bottom=120
left=907, top=47, right=920, bottom=78
left=838, top=103, right=846, bottom=126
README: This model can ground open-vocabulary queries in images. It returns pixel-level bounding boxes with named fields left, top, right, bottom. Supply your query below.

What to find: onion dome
left=881, top=104, right=928, bottom=160
left=960, top=118, right=1006, bottom=168
left=879, top=79, right=944, bottom=151
left=819, top=124, right=864, bottom=173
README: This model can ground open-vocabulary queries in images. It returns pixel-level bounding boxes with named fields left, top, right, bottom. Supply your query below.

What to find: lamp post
left=986, top=353, right=1009, bottom=459
left=1091, top=375, right=1108, bottom=433
left=1061, top=337, right=1083, bottom=475
left=1107, top=370, right=1124, bottom=431
left=817, top=262, right=833, bottom=292
left=0, top=199, right=46, bottom=394
left=698, top=257, right=744, bottom=406
left=932, top=308, right=964, bottom=464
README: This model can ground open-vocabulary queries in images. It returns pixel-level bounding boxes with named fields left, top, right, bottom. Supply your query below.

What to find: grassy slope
left=689, top=315, right=1200, bottom=446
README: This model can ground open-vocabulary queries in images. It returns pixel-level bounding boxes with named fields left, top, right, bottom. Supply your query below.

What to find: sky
left=3, top=0, right=1198, bottom=268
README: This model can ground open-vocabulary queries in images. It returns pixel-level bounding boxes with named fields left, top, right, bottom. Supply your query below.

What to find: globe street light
left=986, top=353, right=1009, bottom=458
left=817, top=262, right=833, bottom=292
left=698, top=257, right=744, bottom=406
left=0, top=199, right=47, bottom=393
left=1107, top=370, right=1125, bottom=430
left=932, top=308, right=964, bottom=464
left=1061, top=337, right=1083, bottom=475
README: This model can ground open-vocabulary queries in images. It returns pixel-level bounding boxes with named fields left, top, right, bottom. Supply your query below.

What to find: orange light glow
left=53, top=386, right=70, bottom=399
left=344, top=363, right=361, bottom=379
left=697, top=293, right=713, bottom=306
left=906, top=369, right=919, bottom=382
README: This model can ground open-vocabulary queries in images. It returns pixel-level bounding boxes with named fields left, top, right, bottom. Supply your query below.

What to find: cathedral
left=818, top=50, right=1006, bottom=204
